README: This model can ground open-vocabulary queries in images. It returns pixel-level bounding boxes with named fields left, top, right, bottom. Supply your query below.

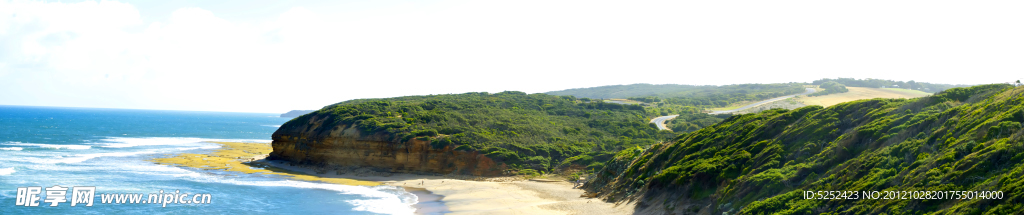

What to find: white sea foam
left=8, top=138, right=239, bottom=164
left=0, top=167, right=15, bottom=175
left=179, top=173, right=416, bottom=214
left=2, top=135, right=412, bottom=213
left=99, top=137, right=212, bottom=148
left=350, top=186, right=419, bottom=214
left=19, top=157, right=191, bottom=176
left=117, top=161, right=203, bottom=177
left=2, top=143, right=91, bottom=150
left=210, top=138, right=273, bottom=143
left=48, top=150, right=162, bottom=164
left=0, top=147, right=23, bottom=151
left=262, top=125, right=281, bottom=128
left=99, top=137, right=271, bottom=148
left=176, top=146, right=221, bottom=151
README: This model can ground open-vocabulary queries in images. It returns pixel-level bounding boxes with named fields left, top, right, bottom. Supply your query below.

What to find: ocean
left=0, top=105, right=417, bottom=214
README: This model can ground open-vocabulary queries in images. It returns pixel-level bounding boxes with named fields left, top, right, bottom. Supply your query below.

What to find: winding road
left=709, top=88, right=816, bottom=115
left=649, top=88, right=816, bottom=130
left=650, top=115, right=679, bottom=131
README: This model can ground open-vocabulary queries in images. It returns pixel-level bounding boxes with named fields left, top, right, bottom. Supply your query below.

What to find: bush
left=808, top=81, right=849, bottom=97
left=518, top=169, right=540, bottom=177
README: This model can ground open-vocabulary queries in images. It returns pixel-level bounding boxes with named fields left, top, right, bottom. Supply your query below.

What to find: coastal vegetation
left=583, top=84, right=1024, bottom=214
left=665, top=113, right=731, bottom=133
left=808, top=81, right=849, bottom=97
left=548, top=83, right=807, bottom=134
left=281, top=91, right=667, bottom=173
left=275, top=82, right=830, bottom=178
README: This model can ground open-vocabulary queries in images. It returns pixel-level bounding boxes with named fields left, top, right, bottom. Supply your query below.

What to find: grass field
left=795, top=87, right=932, bottom=107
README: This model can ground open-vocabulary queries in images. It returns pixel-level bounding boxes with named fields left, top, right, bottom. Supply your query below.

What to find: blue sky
left=2, top=0, right=1022, bottom=113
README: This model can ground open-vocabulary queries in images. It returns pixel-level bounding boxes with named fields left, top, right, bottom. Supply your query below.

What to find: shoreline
left=404, top=187, right=450, bottom=215
left=259, top=159, right=635, bottom=215
left=151, top=141, right=634, bottom=214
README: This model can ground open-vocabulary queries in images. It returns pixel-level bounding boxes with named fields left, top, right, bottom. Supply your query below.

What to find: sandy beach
left=259, top=159, right=635, bottom=215
left=151, top=142, right=634, bottom=215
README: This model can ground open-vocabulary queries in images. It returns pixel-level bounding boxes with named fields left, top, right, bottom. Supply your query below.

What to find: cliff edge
left=268, top=113, right=507, bottom=176
left=266, top=91, right=664, bottom=178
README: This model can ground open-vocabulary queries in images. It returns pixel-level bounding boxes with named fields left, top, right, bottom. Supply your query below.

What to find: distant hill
left=545, top=84, right=710, bottom=99
left=812, top=78, right=971, bottom=93
left=545, top=83, right=803, bottom=101
left=546, top=83, right=805, bottom=108
left=280, top=110, right=314, bottom=118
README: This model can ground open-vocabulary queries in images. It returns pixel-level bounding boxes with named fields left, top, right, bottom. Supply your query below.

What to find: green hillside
left=584, top=84, right=1024, bottom=214
left=282, top=91, right=670, bottom=173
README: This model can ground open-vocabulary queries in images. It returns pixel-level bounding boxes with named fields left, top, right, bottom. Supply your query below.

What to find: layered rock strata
left=269, top=116, right=506, bottom=176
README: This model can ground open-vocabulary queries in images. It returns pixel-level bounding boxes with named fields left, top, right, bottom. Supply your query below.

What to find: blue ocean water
left=0, top=105, right=416, bottom=214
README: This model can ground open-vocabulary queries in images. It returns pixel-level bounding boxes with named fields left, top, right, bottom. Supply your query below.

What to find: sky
left=1, top=0, right=1022, bottom=113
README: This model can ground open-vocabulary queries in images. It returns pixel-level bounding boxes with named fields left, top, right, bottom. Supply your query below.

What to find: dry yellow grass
left=796, top=87, right=932, bottom=107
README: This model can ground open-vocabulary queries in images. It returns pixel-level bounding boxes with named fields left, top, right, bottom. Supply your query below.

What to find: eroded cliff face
left=269, top=115, right=507, bottom=176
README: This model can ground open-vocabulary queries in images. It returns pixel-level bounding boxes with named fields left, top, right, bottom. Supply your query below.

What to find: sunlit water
left=0, top=105, right=416, bottom=214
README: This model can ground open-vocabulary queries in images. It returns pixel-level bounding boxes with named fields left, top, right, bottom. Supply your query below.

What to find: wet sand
left=405, top=187, right=451, bottom=215
left=151, top=141, right=634, bottom=214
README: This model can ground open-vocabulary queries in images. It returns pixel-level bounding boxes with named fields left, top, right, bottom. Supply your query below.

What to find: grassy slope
left=797, top=87, right=932, bottom=107
left=585, top=84, right=1024, bottom=214
left=882, top=88, right=935, bottom=97
left=279, top=91, right=669, bottom=173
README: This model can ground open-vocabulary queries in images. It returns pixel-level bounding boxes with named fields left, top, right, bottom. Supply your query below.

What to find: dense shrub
left=808, top=81, right=849, bottom=96
left=585, top=84, right=1024, bottom=214
left=281, top=91, right=663, bottom=173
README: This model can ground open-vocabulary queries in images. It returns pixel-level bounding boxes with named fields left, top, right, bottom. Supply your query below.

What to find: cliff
left=268, top=113, right=507, bottom=176
left=265, top=91, right=666, bottom=177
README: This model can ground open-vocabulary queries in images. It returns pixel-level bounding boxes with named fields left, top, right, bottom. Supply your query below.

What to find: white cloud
left=1, top=0, right=1022, bottom=113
